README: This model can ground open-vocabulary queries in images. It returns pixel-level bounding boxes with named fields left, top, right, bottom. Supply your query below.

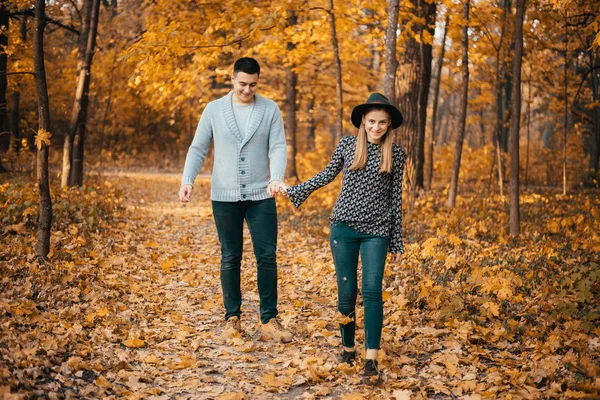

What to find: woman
left=282, top=93, right=405, bottom=380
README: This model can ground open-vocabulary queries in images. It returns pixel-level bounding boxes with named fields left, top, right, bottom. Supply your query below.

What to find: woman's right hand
left=278, top=184, right=290, bottom=197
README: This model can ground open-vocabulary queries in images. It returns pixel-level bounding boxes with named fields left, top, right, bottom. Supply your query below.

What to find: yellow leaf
left=233, top=340, right=255, bottom=353
left=123, top=337, right=145, bottom=348
left=96, top=375, right=112, bottom=388
left=481, top=301, right=500, bottom=319
left=166, top=355, right=195, bottom=370
left=440, top=353, right=459, bottom=377
left=143, top=354, right=161, bottom=364
left=336, top=312, right=354, bottom=325
left=382, top=291, right=392, bottom=302
left=34, top=128, right=52, bottom=150
left=161, top=260, right=173, bottom=273
left=263, top=374, right=287, bottom=387
left=341, top=395, right=365, bottom=400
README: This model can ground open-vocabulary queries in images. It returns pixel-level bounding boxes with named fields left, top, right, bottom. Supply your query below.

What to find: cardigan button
left=241, top=184, right=246, bottom=188
left=241, top=171, right=245, bottom=175
left=242, top=194, right=247, bottom=199
left=241, top=157, right=245, bottom=161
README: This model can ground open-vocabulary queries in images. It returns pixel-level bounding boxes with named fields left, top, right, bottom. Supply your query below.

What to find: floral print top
left=287, top=135, right=405, bottom=253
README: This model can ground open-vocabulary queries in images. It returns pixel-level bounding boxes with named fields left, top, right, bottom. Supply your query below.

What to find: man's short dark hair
left=233, top=57, right=260, bottom=77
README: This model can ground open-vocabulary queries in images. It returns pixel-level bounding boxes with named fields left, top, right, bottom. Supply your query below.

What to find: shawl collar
left=221, top=91, right=267, bottom=145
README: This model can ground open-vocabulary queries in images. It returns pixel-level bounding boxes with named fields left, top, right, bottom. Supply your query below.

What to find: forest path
left=96, top=171, right=380, bottom=399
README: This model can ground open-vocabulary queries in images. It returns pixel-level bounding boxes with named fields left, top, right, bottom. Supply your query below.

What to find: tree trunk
left=34, top=0, right=52, bottom=260
left=439, top=94, right=452, bottom=146
left=63, top=0, right=91, bottom=186
left=415, top=1, right=436, bottom=190
left=525, top=73, right=531, bottom=188
left=328, top=0, right=343, bottom=143
left=66, top=0, right=101, bottom=187
left=509, top=0, right=526, bottom=237
left=589, top=48, right=600, bottom=173
left=427, top=14, right=449, bottom=190
left=396, top=16, right=420, bottom=214
left=562, top=11, right=568, bottom=196
left=384, top=0, right=400, bottom=103
left=284, top=68, right=298, bottom=180
left=284, top=12, right=298, bottom=181
left=9, top=91, right=20, bottom=154
left=305, top=95, right=316, bottom=151
left=0, top=6, right=8, bottom=174
left=447, top=0, right=470, bottom=209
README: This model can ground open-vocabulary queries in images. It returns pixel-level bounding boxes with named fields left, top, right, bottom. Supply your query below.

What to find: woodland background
left=0, top=0, right=599, bottom=398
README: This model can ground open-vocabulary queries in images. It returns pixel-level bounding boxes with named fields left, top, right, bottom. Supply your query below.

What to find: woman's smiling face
left=362, top=109, right=391, bottom=144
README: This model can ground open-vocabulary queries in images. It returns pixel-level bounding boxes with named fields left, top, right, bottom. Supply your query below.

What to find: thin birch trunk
left=427, top=14, right=449, bottom=190
left=447, top=0, right=470, bottom=209
left=70, top=0, right=101, bottom=187
left=328, top=0, right=343, bottom=143
left=384, top=0, right=400, bottom=104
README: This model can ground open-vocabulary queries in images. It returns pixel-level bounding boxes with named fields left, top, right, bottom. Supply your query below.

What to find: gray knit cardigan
left=181, top=91, right=287, bottom=202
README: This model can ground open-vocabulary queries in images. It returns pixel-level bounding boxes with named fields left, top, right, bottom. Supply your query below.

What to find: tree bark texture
left=447, top=0, right=470, bottom=209
left=509, top=0, right=526, bottom=237
left=284, top=69, right=298, bottom=180
left=284, top=11, right=298, bottom=181
left=328, top=0, right=343, bottom=143
left=427, top=14, right=449, bottom=190
left=501, top=0, right=514, bottom=153
left=65, top=0, right=101, bottom=187
left=34, top=0, right=52, bottom=259
left=305, top=95, right=316, bottom=152
left=10, top=91, right=20, bottom=154
left=396, top=0, right=436, bottom=206
left=562, top=12, right=568, bottom=196
left=0, top=6, right=8, bottom=173
left=384, top=0, right=399, bottom=104
left=62, top=0, right=92, bottom=186
left=589, top=49, right=600, bottom=173
left=415, top=1, right=436, bottom=189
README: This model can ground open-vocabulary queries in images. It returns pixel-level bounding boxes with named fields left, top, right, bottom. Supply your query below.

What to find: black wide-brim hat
left=351, top=93, right=403, bottom=129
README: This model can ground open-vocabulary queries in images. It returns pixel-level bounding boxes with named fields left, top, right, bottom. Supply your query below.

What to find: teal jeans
left=330, top=221, right=389, bottom=349
left=212, top=198, right=278, bottom=324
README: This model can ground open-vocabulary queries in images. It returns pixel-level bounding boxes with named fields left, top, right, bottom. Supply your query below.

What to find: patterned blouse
left=287, top=135, right=406, bottom=254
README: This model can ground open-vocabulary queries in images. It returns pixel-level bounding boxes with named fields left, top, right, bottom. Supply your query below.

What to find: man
left=179, top=57, right=292, bottom=343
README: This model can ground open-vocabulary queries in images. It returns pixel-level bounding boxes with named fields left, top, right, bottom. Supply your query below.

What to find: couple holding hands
left=178, top=58, right=405, bottom=380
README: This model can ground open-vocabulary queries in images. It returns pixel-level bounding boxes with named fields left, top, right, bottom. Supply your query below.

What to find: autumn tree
left=383, top=0, right=399, bottom=103
left=509, top=0, right=526, bottom=236
left=447, top=0, right=470, bottom=209
left=0, top=3, right=9, bottom=174
left=33, top=0, right=51, bottom=259
left=63, top=0, right=101, bottom=187
left=284, top=11, right=299, bottom=181
left=427, top=14, right=449, bottom=190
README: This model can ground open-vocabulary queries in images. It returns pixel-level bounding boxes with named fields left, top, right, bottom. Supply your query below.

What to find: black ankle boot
left=341, top=350, right=356, bottom=365
left=363, top=359, right=379, bottom=377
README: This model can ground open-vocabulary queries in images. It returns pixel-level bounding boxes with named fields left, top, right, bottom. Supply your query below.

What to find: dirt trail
left=95, top=172, right=377, bottom=399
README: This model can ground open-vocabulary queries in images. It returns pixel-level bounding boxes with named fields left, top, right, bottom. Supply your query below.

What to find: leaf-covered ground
left=1, top=171, right=599, bottom=399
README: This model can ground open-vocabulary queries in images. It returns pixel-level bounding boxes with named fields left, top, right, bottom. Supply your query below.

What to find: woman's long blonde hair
left=349, top=107, right=394, bottom=173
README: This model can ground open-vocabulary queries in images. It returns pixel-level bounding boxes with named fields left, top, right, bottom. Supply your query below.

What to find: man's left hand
left=267, top=180, right=283, bottom=197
